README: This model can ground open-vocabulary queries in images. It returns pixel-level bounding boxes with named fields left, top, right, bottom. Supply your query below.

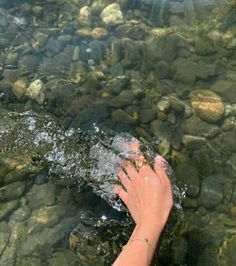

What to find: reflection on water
left=0, top=0, right=236, bottom=265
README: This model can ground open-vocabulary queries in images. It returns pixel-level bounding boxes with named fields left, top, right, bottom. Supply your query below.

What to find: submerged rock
left=100, top=3, right=124, bottom=26
left=26, top=79, right=45, bottom=105
left=190, top=90, right=225, bottom=123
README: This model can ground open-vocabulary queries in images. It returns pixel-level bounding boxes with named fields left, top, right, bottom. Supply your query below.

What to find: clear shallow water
left=0, top=0, right=236, bottom=265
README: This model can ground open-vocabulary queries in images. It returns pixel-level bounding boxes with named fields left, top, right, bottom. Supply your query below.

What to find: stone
left=108, top=96, right=130, bottom=108
left=100, top=3, right=124, bottom=26
left=0, top=181, right=25, bottom=200
left=47, top=250, right=80, bottom=266
left=106, top=76, right=129, bottom=95
left=200, top=175, right=224, bottom=209
left=173, top=58, right=198, bottom=84
left=0, top=222, right=10, bottom=256
left=139, top=108, right=156, bottom=124
left=175, top=163, right=200, bottom=197
left=181, top=135, right=206, bottom=149
left=171, top=237, right=188, bottom=265
left=218, top=235, right=236, bottom=265
left=0, top=200, right=19, bottom=220
left=26, top=79, right=45, bottom=105
left=12, top=79, right=28, bottom=99
left=27, top=183, right=56, bottom=209
left=111, top=109, right=138, bottom=125
left=10, top=206, right=31, bottom=222
left=18, top=55, right=39, bottom=73
left=157, top=98, right=170, bottom=113
left=92, top=27, right=109, bottom=40
left=169, top=96, right=185, bottom=113
left=211, top=80, right=236, bottom=103
left=190, top=90, right=225, bottom=123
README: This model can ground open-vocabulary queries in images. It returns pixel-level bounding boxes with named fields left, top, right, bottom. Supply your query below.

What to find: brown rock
left=92, top=27, right=109, bottom=39
left=190, top=90, right=224, bottom=123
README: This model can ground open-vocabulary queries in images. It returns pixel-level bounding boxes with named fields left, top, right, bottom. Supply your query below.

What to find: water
left=0, top=0, right=236, bottom=265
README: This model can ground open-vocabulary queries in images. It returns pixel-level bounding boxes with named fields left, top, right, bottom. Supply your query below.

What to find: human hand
left=114, top=140, right=173, bottom=230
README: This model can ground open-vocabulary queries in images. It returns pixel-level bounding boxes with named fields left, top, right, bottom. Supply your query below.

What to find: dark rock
left=211, top=80, right=236, bottom=103
left=10, top=206, right=31, bottom=222
left=200, top=175, right=224, bottom=209
left=173, top=58, right=198, bottom=84
left=106, top=76, right=129, bottom=95
left=0, top=200, right=19, bottom=220
left=108, top=96, right=131, bottom=108
left=140, top=108, right=156, bottom=123
left=182, top=134, right=206, bottom=149
left=111, top=109, right=138, bottom=125
left=155, top=61, right=172, bottom=79
left=0, top=222, right=10, bottom=256
left=18, top=55, right=39, bottom=73
left=0, top=181, right=25, bottom=201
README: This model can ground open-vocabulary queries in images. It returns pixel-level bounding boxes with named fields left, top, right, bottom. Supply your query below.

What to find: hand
left=114, top=141, right=173, bottom=230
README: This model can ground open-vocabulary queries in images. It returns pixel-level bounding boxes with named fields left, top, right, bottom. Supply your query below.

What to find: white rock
left=26, top=79, right=45, bottom=105
left=100, top=3, right=124, bottom=26
left=79, top=6, right=91, bottom=18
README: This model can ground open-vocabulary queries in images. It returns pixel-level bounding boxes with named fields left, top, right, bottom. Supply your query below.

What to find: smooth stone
left=157, top=138, right=171, bottom=157
left=0, top=200, right=19, bottom=220
left=111, top=109, right=138, bottom=125
left=139, top=108, right=156, bottom=124
left=200, top=175, right=224, bottom=209
left=100, top=3, right=124, bottom=26
left=26, top=79, right=45, bottom=105
left=0, top=222, right=11, bottom=256
left=175, top=163, right=200, bottom=197
left=10, top=206, right=31, bottom=222
left=92, top=27, right=109, bottom=39
left=190, top=90, right=225, bottom=123
left=0, top=181, right=25, bottom=200
left=27, top=183, right=56, bottom=209
left=157, top=98, right=170, bottom=113
left=211, top=80, right=236, bottom=103
left=181, top=135, right=206, bottom=149
left=181, top=114, right=220, bottom=137
left=182, top=197, right=198, bottom=208
left=12, top=79, right=28, bottom=99
left=169, top=96, right=186, bottom=113
left=108, top=96, right=130, bottom=108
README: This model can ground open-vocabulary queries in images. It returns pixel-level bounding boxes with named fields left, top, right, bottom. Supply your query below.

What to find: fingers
left=118, top=169, right=131, bottom=191
left=124, top=162, right=139, bottom=180
left=139, top=164, right=158, bottom=180
left=114, top=185, right=128, bottom=205
left=154, top=155, right=171, bottom=186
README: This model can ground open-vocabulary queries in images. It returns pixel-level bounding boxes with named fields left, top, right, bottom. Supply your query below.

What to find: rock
left=27, top=183, right=56, bottom=209
left=190, top=90, right=225, bottom=123
left=122, top=38, right=143, bottom=67
left=12, top=79, right=28, bottom=99
left=155, top=61, right=172, bottom=79
left=18, top=55, right=39, bottom=73
left=47, top=250, right=80, bottom=266
left=92, top=27, right=109, bottom=39
left=108, top=96, right=130, bottom=108
left=195, top=37, right=215, bottom=55
left=171, top=237, right=188, bottom=265
left=0, top=222, right=11, bottom=256
left=181, top=135, right=206, bottom=149
left=2, top=69, right=19, bottom=83
left=111, top=109, right=138, bottom=125
left=157, top=98, right=170, bottom=113
left=218, top=235, right=236, bottom=265
left=211, top=80, right=236, bottom=103
left=200, top=175, right=224, bottom=209
left=78, top=6, right=91, bottom=25
left=106, top=76, right=129, bottom=95
left=0, top=200, right=19, bottom=220
left=0, top=181, right=25, bottom=200
left=169, top=96, right=185, bottom=113
left=175, top=163, right=200, bottom=197
left=157, top=138, right=171, bottom=157
left=26, top=79, right=45, bottom=105
left=10, top=206, right=31, bottom=222
left=139, top=108, right=156, bottom=123
left=173, top=58, right=198, bottom=84
left=100, top=3, right=124, bottom=26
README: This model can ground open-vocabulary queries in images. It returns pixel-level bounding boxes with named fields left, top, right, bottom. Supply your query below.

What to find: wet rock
left=0, top=200, right=19, bottom=220
left=100, top=3, right=124, bottom=26
left=111, top=39, right=123, bottom=64
left=171, top=237, right=188, bottom=265
left=157, top=98, right=170, bottom=113
left=108, top=96, right=130, bottom=108
left=175, top=163, right=200, bottom=198
left=155, top=61, right=172, bottom=79
left=18, top=55, right=39, bottom=73
left=181, top=114, right=220, bottom=137
left=10, top=206, right=31, bottom=222
left=0, top=181, right=25, bottom=201
left=27, top=183, right=56, bottom=209
left=48, top=250, right=80, bottom=266
left=0, top=222, right=10, bottom=256
left=78, top=6, right=91, bottom=26
left=122, top=38, right=143, bottom=67
left=106, top=76, right=129, bottom=95
left=16, top=256, right=41, bottom=266
left=218, top=235, right=236, bottom=265
left=190, top=90, right=224, bottom=123
left=2, top=69, right=19, bottom=84
left=169, top=96, right=185, bottom=113
left=181, top=134, right=206, bottom=149
left=26, top=79, right=45, bottom=105
left=140, top=108, right=156, bottom=123
left=173, top=58, right=198, bottom=84
left=195, top=37, right=216, bottom=56
left=111, top=109, right=138, bottom=125
left=92, top=27, right=109, bottom=40
left=12, top=78, right=28, bottom=99
left=157, top=138, right=171, bottom=157
left=115, top=23, right=148, bottom=40
left=211, top=80, right=236, bottom=103
left=200, top=175, right=224, bottom=209
left=182, top=197, right=198, bottom=208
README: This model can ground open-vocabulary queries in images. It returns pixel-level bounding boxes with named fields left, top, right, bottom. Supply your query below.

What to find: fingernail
left=155, top=155, right=167, bottom=166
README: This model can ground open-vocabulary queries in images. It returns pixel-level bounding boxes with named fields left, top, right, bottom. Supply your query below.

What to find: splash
left=0, top=109, right=183, bottom=211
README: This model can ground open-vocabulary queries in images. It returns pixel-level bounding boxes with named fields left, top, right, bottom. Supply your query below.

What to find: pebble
left=181, top=134, right=206, bottom=149
left=100, top=3, right=124, bottom=26
left=190, top=90, right=225, bottom=123
left=26, top=79, right=45, bottom=105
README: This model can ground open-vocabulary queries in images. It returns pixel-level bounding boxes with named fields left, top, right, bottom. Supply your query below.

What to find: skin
left=113, top=140, right=173, bottom=266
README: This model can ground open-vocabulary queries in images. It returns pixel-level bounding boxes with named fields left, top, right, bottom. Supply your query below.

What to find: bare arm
left=113, top=141, right=173, bottom=266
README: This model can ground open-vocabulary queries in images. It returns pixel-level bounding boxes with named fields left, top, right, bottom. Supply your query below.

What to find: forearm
left=113, top=223, right=162, bottom=266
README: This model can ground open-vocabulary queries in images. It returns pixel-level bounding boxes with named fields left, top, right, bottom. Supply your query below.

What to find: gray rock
left=211, top=80, right=236, bottom=103
left=140, top=108, right=156, bottom=124
left=172, top=237, right=188, bottom=265
left=0, top=181, right=25, bottom=201
left=200, top=175, right=224, bottom=209
left=173, top=58, right=198, bottom=84
left=100, top=3, right=124, bottom=26
left=47, top=250, right=80, bottom=266
left=111, top=109, right=138, bottom=125
left=27, top=183, right=56, bottom=209
left=175, top=163, right=200, bottom=197
left=0, top=200, right=19, bottom=220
